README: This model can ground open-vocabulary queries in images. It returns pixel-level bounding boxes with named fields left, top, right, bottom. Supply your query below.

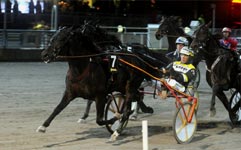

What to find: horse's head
left=41, top=27, right=74, bottom=63
left=190, top=21, right=212, bottom=50
left=155, top=16, right=183, bottom=40
left=78, top=20, right=122, bottom=51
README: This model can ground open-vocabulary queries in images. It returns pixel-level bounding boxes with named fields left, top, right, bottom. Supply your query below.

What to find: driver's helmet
left=175, top=36, right=189, bottom=46
left=222, top=27, right=231, bottom=33
left=180, top=46, right=194, bottom=57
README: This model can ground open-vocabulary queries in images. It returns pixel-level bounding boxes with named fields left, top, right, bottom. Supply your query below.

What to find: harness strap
left=205, top=65, right=211, bottom=72
left=211, top=55, right=222, bottom=71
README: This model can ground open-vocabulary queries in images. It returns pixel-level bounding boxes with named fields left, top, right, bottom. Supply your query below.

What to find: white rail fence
left=0, top=25, right=240, bottom=51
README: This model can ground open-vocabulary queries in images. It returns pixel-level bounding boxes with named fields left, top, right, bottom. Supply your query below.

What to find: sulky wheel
left=105, top=92, right=128, bottom=134
left=173, top=102, right=197, bottom=144
left=229, top=90, right=241, bottom=125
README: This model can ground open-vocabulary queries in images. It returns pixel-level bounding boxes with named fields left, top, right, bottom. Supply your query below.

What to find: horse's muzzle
left=155, top=33, right=163, bottom=40
left=41, top=51, right=51, bottom=63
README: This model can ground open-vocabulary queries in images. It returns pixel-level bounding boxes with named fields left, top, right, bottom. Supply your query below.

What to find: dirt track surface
left=0, top=61, right=241, bottom=150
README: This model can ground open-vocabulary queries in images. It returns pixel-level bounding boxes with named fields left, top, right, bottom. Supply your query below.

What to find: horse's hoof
left=77, top=119, right=86, bottom=124
left=36, top=126, right=46, bottom=133
left=142, top=107, right=154, bottom=114
left=129, top=115, right=137, bottom=120
left=109, top=131, right=119, bottom=142
left=210, top=109, right=216, bottom=117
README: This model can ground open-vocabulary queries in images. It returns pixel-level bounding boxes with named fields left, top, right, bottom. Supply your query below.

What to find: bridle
left=49, top=29, right=74, bottom=60
left=192, top=26, right=220, bottom=57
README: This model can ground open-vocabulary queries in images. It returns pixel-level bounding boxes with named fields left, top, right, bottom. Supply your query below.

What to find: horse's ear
left=205, top=21, right=212, bottom=28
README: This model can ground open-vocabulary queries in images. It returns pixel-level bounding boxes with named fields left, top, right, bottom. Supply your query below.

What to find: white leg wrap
left=109, top=130, right=119, bottom=141
left=77, top=118, right=86, bottom=124
left=36, top=125, right=46, bottom=133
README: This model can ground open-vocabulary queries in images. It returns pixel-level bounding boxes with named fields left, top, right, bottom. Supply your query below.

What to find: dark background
left=0, top=0, right=240, bottom=29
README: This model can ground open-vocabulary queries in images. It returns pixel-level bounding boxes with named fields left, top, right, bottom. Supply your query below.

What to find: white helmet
left=180, top=46, right=194, bottom=57
left=175, top=36, right=189, bottom=46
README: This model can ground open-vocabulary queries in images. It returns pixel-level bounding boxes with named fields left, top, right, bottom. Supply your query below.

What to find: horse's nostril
left=155, top=34, right=162, bottom=40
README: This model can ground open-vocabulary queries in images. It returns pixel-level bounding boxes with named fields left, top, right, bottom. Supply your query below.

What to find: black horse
left=76, top=21, right=159, bottom=122
left=37, top=22, right=167, bottom=140
left=38, top=26, right=120, bottom=132
left=190, top=22, right=239, bottom=122
left=155, top=16, right=203, bottom=67
left=155, top=16, right=191, bottom=52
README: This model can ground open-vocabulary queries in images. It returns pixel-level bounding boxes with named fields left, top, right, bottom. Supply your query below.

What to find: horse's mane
left=166, top=16, right=185, bottom=35
left=49, top=26, right=74, bottom=44
left=78, top=20, right=122, bottom=51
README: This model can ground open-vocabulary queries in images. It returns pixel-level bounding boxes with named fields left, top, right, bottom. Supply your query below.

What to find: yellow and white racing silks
left=165, top=61, right=196, bottom=90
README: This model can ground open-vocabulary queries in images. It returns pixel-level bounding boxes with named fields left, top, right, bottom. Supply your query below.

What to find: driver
left=160, top=46, right=196, bottom=98
left=219, top=27, right=240, bottom=69
left=219, top=27, right=238, bottom=51
left=166, top=36, right=189, bottom=61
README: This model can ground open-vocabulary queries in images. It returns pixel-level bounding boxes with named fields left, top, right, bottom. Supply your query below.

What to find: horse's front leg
left=109, top=96, right=133, bottom=141
left=210, top=92, right=216, bottom=117
left=95, top=96, right=118, bottom=126
left=36, top=90, right=73, bottom=133
left=77, top=100, right=94, bottom=123
left=210, top=85, right=229, bottom=117
left=210, top=85, right=219, bottom=117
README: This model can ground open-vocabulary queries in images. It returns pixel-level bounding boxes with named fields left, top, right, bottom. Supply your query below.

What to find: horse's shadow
left=43, top=124, right=172, bottom=147
left=43, top=121, right=235, bottom=148
left=192, top=121, right=234, bottom=143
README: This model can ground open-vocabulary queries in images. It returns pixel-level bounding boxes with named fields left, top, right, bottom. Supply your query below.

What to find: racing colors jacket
left=165, top=61, right=196, bottom=87
left=219, top=37, right=238, bottom=51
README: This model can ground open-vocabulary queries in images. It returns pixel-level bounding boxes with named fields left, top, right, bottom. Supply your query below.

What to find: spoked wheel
left=105, top=92, right=128, bottom=134
left=229, top=90, right=241, bottom=125
left=173, top=102, right=197, bottom=144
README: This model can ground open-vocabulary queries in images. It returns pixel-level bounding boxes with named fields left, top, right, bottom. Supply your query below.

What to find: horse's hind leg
left=77, top=100, right=93, bottom=123
left=210, top=86, right=229, bottom=117
left=138, top=99, right=154, bottom=114
left=36, top=91, right=73, bottom=133
left=136, top=88, right=154, bottom=114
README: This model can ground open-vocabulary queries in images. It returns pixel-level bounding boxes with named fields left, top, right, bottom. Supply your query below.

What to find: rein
left=57, top=52, right=160, bottom=71
left=57, top=53, right=106, bottom=59
left=211, top=55, right=222, bottom=71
